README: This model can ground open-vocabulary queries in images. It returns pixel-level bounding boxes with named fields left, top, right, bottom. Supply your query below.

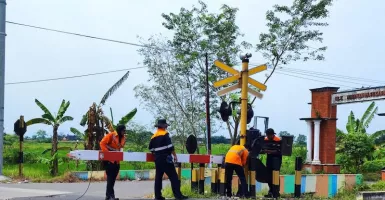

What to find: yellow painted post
left=219, top=165, right=226, bottom=196
left=211, top=169, right=218, bottom=194
left=240, top=59, right=249, bottom=146
left=191, top=169, right=198, bottom=192
left=199, top=163, right=205, bottom=194
left=175, top=162, right=181, bottom=184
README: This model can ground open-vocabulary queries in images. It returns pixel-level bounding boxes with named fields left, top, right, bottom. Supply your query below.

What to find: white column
left=305, top=120, right=313, bottom=163
left=312, top=120, right=321, bottom=164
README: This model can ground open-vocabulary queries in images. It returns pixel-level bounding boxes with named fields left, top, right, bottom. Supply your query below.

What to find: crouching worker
left=224, top=142, right=249, bottom=198
left=100, top=124, right=126, bottom=200
left=149, top=119, right=188, bottom=200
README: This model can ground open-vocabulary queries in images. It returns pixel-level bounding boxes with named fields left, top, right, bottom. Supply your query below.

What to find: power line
left=276, top=68, right=371, bottom=87
left=5, top=66, right=146, bottom=85
left=268, top=69, right=355, bottom=89
left=279, top=67, right=385, bottom=85
left=6, top=21, right=171, bottom=51
left=249, top=62, right=384, bottom=86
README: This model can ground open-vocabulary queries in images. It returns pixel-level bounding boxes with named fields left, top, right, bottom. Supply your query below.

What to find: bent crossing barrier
left=67, top=150, right=224, bottom=164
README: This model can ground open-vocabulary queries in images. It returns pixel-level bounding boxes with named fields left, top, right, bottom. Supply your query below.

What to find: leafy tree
left=337, top=102, right=385, bottom=172
left=211, top=135, right=230, bottom=144
left=251, top=0, right=334, bottom=105
left=278, top=131, right=291, bottom=137
left=295, top=134, right=306, bottom=146
left=136, top=1, right=250, bottom=145
left=26, top=99, right=73, bottom=176
left=337, top=133, right=374, bottom=173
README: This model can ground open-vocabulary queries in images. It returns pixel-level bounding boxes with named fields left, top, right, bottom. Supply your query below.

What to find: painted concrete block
left=305, top=175, right=316, bottom=193
left=328, top=174, right=337, bottom=197
left=315, top=175, right=328, bottom=197
left=90, top=171, right=105, bottom=180
left=149, top=170, right=156, bottom=179
left=283, top=175, right=294, bottom=194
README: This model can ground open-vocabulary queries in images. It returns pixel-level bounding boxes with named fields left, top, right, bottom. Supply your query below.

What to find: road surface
left=0, top=180, right=166, bottom=200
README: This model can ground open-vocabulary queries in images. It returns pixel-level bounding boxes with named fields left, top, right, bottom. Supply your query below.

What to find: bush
left=369, top=181, right=385, bottom=191
left=362, top=160, right=385, bottom=173
left=363, top=172, right=381, bottom=182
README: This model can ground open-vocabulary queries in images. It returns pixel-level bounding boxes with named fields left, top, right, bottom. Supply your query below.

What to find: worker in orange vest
left=100, top=124, right=126, bottom=200
left=224, top=142, right=249, bottom=197
left=264, top=128, right=282, bottom=198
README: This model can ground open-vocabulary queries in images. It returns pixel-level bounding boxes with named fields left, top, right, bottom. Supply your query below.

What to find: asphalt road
left=0, top=180, right=166, bottom=200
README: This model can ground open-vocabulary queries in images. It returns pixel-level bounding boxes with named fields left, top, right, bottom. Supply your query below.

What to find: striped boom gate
left=67, top=150, right=224, bottom=164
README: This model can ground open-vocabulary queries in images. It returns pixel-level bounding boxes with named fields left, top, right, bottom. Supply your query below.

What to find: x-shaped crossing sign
left=213, top=60, right=267, bottom=99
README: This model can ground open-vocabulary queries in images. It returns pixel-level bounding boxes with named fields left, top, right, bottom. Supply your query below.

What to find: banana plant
left=39, top=147, right=73, bottom=176
left=27, top=99, right=73, bottom=176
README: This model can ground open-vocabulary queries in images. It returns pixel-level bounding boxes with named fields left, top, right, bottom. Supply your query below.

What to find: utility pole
left=205, top=52, right=211, bottom=156
left=0, top=0, right=6, bottom=176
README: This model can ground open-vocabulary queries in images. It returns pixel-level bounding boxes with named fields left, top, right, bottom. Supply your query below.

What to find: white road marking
left=0, top=186, right=71, bottom=199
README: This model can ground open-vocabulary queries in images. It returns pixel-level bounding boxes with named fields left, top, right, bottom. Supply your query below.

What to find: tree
left=278, top=131, right=291, bottom=137
left=26, top=99, right=73, bottom=176
left=295, top=134, right=306, bottom=146
left=33, top=129, right=49, bottom=143
left=134, top=37, right=207, bottom=153
left=136, top=1, right=251, bottom=146
left=337, top=102, right=385, bottom=172
left=251, top=0, right=333, bottom=105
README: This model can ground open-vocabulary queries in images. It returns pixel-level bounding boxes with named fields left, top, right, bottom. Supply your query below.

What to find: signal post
left=213, top=54, right=267, bottom=197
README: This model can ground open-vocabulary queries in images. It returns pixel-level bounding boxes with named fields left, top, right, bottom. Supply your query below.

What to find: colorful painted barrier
left=72, top=169, right=362, bottom=198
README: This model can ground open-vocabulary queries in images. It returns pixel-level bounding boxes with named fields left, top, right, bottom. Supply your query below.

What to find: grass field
left=2, top=140, right=306, bottom=181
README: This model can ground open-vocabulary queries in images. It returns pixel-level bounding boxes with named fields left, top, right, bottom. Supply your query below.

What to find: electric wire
left=278, top=67, right=385, bottom=85
left=5, top=66, right=146, bottom=85
left=76, top=171, right=93, bottom=200
left=5, top=21, right=172, bottom=51
left=7, top=21, right=381, bottom=89
left=267, top=69, right=356, bottom=89
left=249, top=62, right=381, bottom=88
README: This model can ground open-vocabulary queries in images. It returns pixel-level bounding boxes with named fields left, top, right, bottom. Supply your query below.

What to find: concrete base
left=303, top=164, right=340, bottom=174
left=356, top=191, right=385, bottom=200
left=0, top=175, right=10, bottom=181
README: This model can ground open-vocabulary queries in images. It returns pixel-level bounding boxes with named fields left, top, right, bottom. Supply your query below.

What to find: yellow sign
left=214, top=60, right=239, bottom=75
left=248, top=78, right=267, bottom=91
left=213, top=60, right=267, bottom=97
left=249, top=64, right=267, bottom=76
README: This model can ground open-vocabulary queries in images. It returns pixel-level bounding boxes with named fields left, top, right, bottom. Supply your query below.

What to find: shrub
left=362, top=160, right=385, bottom=173
left=363, top=172, right=381, bottom=182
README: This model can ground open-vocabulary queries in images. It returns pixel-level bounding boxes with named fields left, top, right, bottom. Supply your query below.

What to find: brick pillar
left=310, top=87, right=339, bottom=164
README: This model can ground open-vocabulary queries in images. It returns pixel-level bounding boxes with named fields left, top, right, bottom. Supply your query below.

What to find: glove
left=166, top=155, right=173, bottom=164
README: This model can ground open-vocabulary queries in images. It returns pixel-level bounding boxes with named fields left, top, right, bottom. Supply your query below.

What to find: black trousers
left=154, top=156, right=182, bottom=198
left=266, top=156, right=282, bottom=197
left=225, top=163, right=246, bottom=197
left=105, top=161, right=120, bottom=198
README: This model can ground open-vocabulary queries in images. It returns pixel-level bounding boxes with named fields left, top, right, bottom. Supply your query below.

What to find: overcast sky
left=4, top=0, right=385, bottom=138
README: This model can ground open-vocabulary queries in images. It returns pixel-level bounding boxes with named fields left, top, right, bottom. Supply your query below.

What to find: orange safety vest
left=100, top=131, right=126, bottom=163
left=264, top=135, right=281, bottom=142
left=225, top=145, right=249, bottom=166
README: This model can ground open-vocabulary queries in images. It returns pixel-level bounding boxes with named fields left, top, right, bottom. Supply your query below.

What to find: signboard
left=332, top=86, right=385, bottom=105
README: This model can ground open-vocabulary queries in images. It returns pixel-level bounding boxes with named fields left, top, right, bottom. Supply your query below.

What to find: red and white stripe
left=67, top=150, right=224, bottom=164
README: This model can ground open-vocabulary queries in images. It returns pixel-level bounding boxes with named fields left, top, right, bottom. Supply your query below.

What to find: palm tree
left=26, top=99, right=73, bottom=176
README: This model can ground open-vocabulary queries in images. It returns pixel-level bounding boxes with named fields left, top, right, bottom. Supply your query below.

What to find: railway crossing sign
left=213, top=60, right=267, bottom=99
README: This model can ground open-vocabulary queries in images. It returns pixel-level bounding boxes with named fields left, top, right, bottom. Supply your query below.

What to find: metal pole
left=205, top=52, right=211, bottom=156
left=0, top=0, right=6, bottom=176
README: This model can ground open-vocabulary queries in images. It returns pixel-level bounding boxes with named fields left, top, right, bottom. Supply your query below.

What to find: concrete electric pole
left=0, top=0, right=6, bottom=176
